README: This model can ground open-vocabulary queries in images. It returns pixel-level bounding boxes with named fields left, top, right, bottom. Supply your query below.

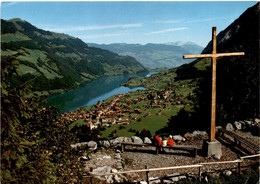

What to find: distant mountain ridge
left=88, top=42, right=203, bottom=69
left=1, top=18, right=147, bottom=92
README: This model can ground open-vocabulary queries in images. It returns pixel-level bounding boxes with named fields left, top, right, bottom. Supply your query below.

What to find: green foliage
left=1, top=54, right=85, bottom=183
left=177, top=167, right=259, bottom=184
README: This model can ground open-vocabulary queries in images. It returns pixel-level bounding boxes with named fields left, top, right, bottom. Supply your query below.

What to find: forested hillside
left=1, top=18, right=147, bottom=92
left=173, top=2, right=259, bottom=128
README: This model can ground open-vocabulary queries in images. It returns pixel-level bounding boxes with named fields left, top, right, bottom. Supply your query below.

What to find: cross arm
left=183, top=52, right=245, bottom=59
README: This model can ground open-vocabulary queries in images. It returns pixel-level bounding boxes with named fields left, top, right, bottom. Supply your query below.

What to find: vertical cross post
left=210, top=27, right=217, bottom=142
left=183, top=27, right=244, bottom=145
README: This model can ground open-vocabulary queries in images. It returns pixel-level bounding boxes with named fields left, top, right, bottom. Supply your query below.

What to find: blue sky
left=1, top=1, right=256, bottom=47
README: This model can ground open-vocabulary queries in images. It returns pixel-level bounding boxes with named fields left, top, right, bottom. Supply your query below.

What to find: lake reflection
left=46, top=72, right=155, bottom=113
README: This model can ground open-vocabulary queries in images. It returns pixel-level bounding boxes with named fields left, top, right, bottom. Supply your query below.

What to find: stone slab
left=202, top=140, right=222, bottom=159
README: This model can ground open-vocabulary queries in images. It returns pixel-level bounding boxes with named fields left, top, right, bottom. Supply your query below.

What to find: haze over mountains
left=88, top=42, right=203, bottom=69
left=1, top=18, right=147, bottom=92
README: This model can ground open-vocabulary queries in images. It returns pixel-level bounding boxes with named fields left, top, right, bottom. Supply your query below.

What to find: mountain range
left=1, top=18, right=147, bottom=92
left=88, top=42, right=203, bottom=69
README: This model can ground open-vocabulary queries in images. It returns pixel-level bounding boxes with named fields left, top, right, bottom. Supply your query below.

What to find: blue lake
left=46, top=72, right=157, bottom=113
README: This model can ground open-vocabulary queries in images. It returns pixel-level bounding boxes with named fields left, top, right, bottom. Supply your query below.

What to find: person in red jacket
left=153, top=135, right=163, bottom=146
left=167, top=135, right=175, bottom=146
left=153, top=135, right=163, bottom=154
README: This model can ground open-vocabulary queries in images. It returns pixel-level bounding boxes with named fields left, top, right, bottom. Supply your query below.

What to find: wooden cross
left=183, top=27, right=244, bottom=142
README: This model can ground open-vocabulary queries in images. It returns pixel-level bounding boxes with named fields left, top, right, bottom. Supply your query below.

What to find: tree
left=1, top=54, right=85, bottom=183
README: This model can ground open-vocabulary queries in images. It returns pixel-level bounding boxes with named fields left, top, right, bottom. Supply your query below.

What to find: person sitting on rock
left=162, top=136, right=167, bottom=147
left=167, top=135, right=174, bottom=146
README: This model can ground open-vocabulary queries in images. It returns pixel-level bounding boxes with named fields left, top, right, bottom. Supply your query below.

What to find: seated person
left=167, top=135, right=174, bottom=146
left=162, top=136, right=167, bottom=147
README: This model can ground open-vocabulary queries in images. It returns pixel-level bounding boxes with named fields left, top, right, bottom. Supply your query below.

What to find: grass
left=17, top=64, right=38, bottom=75
left=1, top=33, right=31, bottom=43
left=122, top=70, right=177, bottom=89
left=15, top=48, right=61, bottom=79
left=100, top=103, right=186, bottom=139
left=99, top=80, right=193, bottom=139
left=2, top=48, right=60, bottom=79
left=194, top=58, right=211, bottom=71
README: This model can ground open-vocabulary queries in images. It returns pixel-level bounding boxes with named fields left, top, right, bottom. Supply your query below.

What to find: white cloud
left=79, top=32, right=130, bottom=39
left=1, top=2, right=18, bottom=8
left=185, top=18, right=215, bottom=23
left=145, top=27, right=187, bottom=35
left=156, top=18, right=215, bottom=25
left=42, top=23, right=142, bottom=33
left=155, top=19, right=183, bottom=24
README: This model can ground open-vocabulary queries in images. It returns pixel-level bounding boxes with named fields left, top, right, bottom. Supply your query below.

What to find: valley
left=65, top=69, right=199, bottom=139
left=1, top=2, right=259, bottom=184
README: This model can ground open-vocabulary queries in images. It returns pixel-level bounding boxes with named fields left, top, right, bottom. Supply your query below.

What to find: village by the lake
left=1, top=1, right=259, bottom=184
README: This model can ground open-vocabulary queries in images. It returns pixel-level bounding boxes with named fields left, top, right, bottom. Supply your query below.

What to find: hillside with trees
left=1, top=54, right=86, bottom=183
left=173, top=2, right=259, bottom=129
left=1, top=18, right=147, bottom=93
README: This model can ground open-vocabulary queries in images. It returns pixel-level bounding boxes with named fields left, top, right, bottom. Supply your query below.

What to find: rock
left=162, top=180, right=173, bottom=184
left=70, top=142, right=88, bottom=149
left=110, top=137, right=124, bottom=147
left=115, top=137, right=125, bottom=143
left=114, top=174, right=124, bottom=183
left=115, top=149, right=121, bottom=153
left=116, top=163, right=123, bottom=169
left=226, top=123, right=234, bottom=131
left=99, top=140, right=110, bottom=148
left=102, top=155, right=111, bottom=159
left=167, top=173, right=186, bottom=182
left=184, top=132, right=193, bottom=141
left=234, top=121, right=242, bottom=130
left=114, top=153, right=121, bottom=160
left=79, top=156, right=89, bottom=161
left=131, top=136, right=143, bottom=144
left=144, top=137, right=152, bottom=144
left=140, top=181, right=147, bottom=184
left=245, top=120, right=252, bottom=126
left=123, top=137, right=132, bottom=143
left=106, top=175, right=114, bottom=184
left=92, top=166, right=122, bottom=184
left=172, top=135, right=185, bottom=142
left=92, top=166, right=112, bottom=175
left=192, top=130, right=208, bottom=138
left=87, top=141, right=97, bottom=150
left=111, top=168, right=118, bottom=173
left=223, top=170, right=232, bottom=176
left=213, top=154, right=221, bottom=160
left=149, top=177, right=161, bottom=184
